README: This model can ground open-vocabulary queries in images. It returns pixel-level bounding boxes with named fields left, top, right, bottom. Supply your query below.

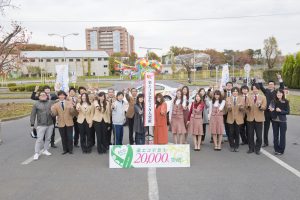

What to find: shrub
left=7, top=83, right=16, bottom=87
left=262, top=69, right=282, bottom=83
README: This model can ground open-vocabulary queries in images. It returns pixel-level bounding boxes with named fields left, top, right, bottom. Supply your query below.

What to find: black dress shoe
left=247, top=150, right=254, bottom=154
left=62, top=151, right=68, bottom=155
left=51, top=144, right=58, bottom=148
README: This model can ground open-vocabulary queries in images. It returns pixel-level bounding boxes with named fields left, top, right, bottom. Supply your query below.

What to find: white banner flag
left=55, top=64, right=69, bottom=92
left=220, top=64, right=230, bottom=89
left=144, top=72, right=155, bottom=126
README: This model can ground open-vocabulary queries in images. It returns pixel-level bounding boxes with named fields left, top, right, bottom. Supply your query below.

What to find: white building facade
left=20, top=50, right=110, bottom=76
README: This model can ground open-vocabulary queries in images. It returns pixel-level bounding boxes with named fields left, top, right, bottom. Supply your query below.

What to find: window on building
left=46, top=59, right=51, bottom=62
left=22, top=59, right=28, bottom=62
left=84, top=59, right=88, bottom=62
left=69, top=59, right=73, bottom=62
left=90, top=59, right=94, bottom=62
left=104, top=72, right=106, bottom=75
left=104, top=58, right=108, bottom=61
left=76, top=58, right=80, bottom=62
left=104, top=65, right=108, bottom=68
left=54, top=59, right=59, bottom=62
left=61, top=59, right=65, bottom=62
left=39, top=59, right=43, bottom=62
left=98, top=58, right=102, bottom=61
left=93, top=72, right=96, bottom=76
left=30, top=59, right=35, bottom=62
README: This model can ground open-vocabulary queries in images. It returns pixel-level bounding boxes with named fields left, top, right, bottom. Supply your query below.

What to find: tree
left=0, top=1, right=29, bottom=74
left=291, top=52, right=300, bottom=89
left=170, top=46, right=193, bottom=56
left=201, top=49, right=226, bottom=66
left=282, top=55, right=295, bottom=87
left=263, top=36, right=281, bottom=69
left=128, top=52, right=138, bottom=66
left=19, top=44, right=66, bottom=51
left=147, top=51, right=161, bottom=61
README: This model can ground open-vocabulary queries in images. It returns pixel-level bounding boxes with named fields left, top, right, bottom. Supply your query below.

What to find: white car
left=136, top=83, right=177, bottom=113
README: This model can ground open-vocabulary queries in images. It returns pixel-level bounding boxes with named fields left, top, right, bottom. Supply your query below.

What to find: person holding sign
left=245, top=84, right=267, bottom=155
left=209, top=90, right=225, bottom=151
left=154, top=93, right=168, bottom=144
left=186, top=93, right=205, bottom=151
left=169, top=89, right=187, bottom=144
left=111, top=92, right=127, bottom=145
left=134, top=94, right=147, bottom=145
left=51, top=91, right=77, bottom=155
left=225, top=87, right=245, bottom=152
left=269, top=89, right=290, bottom=155
left=93, top=92, right=111, bottom=154
left=76, top=93, right=93, bottom=154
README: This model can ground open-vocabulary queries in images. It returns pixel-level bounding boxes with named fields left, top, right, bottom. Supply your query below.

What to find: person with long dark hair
left=198, top=88, right=210, bottom=144
left=154, top=93, right=168, bottom=144
left=187, top=93, right=205, bottom=151
left=93, top=92, right=111, bottom=154
left=269, top=89, right=290, bottom=155
left=182, top=86, right=190, bottom=144
left=169, top=89, right=186, bottom=144
left=76, top=93, right=93, bottom=153
left=134, top=94, right=147, bottom=145
left=209, top=90, right=225, bottom=151
left=126, top=88, right=138, bottom=145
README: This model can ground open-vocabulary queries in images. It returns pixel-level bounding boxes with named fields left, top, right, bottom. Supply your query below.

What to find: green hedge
left=262, top=69, right=282, bottom=83
left=7, top=83, right=16, bottom=87
left=8, top=84, right=78, bottom=92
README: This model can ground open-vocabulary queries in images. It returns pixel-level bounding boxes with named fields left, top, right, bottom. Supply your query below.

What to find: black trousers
left=59, top=126, right=74, bottom=153
left=263, top=110, right=272, bottom=145
left=94, top=120, right=108, bottom=153
left=223, top=114, right=230, bottom=138
left=239, top=116, right=248, bottom=144
left=78, top=120, right=91, bottom=152
left=201, top=124, right=207, bottom=141
left=272, top=121, right=287, bottom=154
left=90, top=126, right=96, bottom=146
left=73, top=117, right=80, bottom=145
left=128, top=117, right=135, bottom=145
left=229, top=121, right=241, bottom=149
left=50, top=116, right=56, bottom=145
left=247, top=121, right=263, bottom=152
left=107, top=122, right=113, bottom=145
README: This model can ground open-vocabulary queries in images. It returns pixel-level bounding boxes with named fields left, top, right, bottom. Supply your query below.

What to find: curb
left=0, top=114, right=30, bottom=122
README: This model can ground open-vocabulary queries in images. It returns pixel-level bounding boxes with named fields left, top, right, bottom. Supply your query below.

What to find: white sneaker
left=42, top=150, right=52, bottom=156
left=33, top=153, right=39, bottom=160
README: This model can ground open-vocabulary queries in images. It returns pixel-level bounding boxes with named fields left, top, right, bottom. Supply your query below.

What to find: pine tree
left=282, top=55, right=295, bottom=87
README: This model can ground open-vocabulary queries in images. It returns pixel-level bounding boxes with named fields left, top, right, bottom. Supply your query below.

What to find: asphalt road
left=0, top=114, right=299, bottom=200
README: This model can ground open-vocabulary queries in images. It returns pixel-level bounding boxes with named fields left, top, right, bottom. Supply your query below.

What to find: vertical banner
left=220, top=64, right=230, bottom=90
left=144, top=72, right=155, bottom=126
left=55, top=64, right=69, bottom=92
left=244, top=64, right=251, bottom=86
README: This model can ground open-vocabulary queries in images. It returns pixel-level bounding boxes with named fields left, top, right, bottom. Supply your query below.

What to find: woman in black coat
left=134, top=94, right=147, bottom=145
left=269, top=89, right=290, bottom=155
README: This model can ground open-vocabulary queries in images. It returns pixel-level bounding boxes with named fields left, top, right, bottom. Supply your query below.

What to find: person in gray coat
left=199, top=88, right=212, bottom=143
left=134, top=94, right=147, bottom=145
left=30, top=91, right=54, bottom=160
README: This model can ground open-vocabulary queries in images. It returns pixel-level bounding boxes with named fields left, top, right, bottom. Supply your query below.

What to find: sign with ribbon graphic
left=109, top=145, right=190, bottom=168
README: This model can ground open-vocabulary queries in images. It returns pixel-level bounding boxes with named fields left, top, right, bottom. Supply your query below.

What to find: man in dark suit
left=31, top=85, right=58, bottom=148
left=258, top=73, right=284, bottom=147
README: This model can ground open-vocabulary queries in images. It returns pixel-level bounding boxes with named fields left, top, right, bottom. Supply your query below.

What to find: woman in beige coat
left=76, top=93, right=93, bottom=153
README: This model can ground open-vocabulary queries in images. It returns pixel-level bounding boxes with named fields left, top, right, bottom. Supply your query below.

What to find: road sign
left=244, top=64, right=251, bottom=73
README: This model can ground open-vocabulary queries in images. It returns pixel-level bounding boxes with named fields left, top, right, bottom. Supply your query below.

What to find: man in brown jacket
left=51, top=91, right=77, bottom=154
left=245, top=83, right=267, bottom=155
left=225, top=87, right=245, bottom=152
left=126, top=88, right=138, bottom=145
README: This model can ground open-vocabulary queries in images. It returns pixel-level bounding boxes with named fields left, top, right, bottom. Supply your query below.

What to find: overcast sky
left=2, top=0, right=300, bottom=56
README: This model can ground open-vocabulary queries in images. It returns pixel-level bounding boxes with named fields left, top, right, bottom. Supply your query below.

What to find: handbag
left=30, top=128, right=37, bottom=139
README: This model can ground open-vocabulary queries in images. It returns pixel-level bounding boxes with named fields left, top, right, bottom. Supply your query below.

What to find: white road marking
left=21, top=138, right=61, bottom=165
left=261, top=149, right=300, bottom=178
left=148, top=167, right=159, bottom=200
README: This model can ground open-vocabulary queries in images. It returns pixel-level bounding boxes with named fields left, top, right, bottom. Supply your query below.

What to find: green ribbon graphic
left=111, top=145, right=134, bottom=168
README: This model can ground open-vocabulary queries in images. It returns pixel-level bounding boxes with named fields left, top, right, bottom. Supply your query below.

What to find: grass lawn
left=0, top=103, right=33, bottom=121
left=287, top=95, right=300, bottom=115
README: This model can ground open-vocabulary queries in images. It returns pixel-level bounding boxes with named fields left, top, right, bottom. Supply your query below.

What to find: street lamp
left=48, top=33, right=79, bottom=62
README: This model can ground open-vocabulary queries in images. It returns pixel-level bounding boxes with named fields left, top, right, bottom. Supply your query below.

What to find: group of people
left=30, top=73, right=289, bottom=161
